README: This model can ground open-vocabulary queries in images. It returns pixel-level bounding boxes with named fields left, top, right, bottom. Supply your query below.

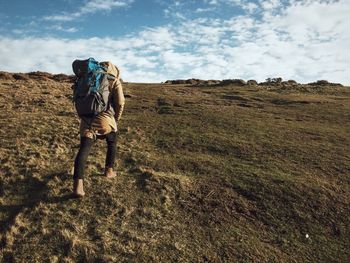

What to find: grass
left=0, top=76, right=349, bottom=262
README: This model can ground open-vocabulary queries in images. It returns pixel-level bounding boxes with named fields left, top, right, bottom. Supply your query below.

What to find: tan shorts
left=80, top=113, right=117, bottom=139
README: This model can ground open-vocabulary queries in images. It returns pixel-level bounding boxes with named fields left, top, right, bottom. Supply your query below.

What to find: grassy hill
left=0, top=73, right=349, bottom=262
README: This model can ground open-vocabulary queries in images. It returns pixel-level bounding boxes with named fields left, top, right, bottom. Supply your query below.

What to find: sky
left=0, top=0, right=349, bottom=83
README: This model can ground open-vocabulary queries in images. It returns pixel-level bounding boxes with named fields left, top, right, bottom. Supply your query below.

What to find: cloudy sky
left=0, top=0, right=349, bottom=83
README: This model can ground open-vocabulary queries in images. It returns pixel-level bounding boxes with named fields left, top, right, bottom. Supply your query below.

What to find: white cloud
left=44, top=0, right=134, bottom=21
left=211, top=0, right=260, bottom=11
left=66, top=27, right=79, bottom=33
left=244, top=2, right=259, bottom=13
left=50, top=25, right=78, bottom=33
left=44, top=14, right=77, bottom=22
left=0, top=26, right=177, bottom=82
left=1, top=0, right=350, bottom=84
left=195, top=7, right=216, bottom=13
left=260, top=0, right=281, bottom=10
left=204, top=0, right=219, bottom=5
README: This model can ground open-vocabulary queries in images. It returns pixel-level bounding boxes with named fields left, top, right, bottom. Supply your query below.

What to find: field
left=0, top=73, right=349, bottom=262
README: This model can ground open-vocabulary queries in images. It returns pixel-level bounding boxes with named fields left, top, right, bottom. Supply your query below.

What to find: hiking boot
left=104, top=168, right=117, bottom=178
left=73, top=179, right=85, bottom=198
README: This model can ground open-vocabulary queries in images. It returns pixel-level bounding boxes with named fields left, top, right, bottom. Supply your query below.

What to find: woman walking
left=72, top=61, right=125, bottom=197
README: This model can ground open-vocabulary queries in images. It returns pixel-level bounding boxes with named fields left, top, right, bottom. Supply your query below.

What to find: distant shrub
left=28, top=71, right=53, bottom=80
left=265, top=77, right=282, bottom=84
left=0, top=72, right=14, bottom=80
left=247, top=80, right=258, bottom=85
left=221, top=79, right=246, bottom=86
left=52, top=74, right=73, bottom=82
left=307, top=80, right=343, bottom=87
left=13, top=73, right=29, bottom=81
left=286, top=80, right=298, bottom=85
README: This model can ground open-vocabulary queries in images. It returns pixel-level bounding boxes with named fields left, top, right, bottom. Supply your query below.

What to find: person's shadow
left=0, top=171, right=74, bottom=249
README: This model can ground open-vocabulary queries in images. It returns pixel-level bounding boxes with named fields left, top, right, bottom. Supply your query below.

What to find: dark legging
left=73, top=132, right=117, bottom=180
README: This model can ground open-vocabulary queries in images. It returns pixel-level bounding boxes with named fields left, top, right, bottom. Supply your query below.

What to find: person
left=73, top=61, right=125, bottom=197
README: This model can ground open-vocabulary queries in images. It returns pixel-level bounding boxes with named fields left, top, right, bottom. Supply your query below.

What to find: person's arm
left=113, top=78, right=125, bottom=122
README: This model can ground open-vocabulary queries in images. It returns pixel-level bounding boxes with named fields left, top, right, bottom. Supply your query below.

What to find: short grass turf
left=0, top=76, right=349, bottom=262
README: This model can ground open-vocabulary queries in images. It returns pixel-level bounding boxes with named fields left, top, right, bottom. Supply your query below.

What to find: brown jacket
left=80, top=62, right=125, bottom=138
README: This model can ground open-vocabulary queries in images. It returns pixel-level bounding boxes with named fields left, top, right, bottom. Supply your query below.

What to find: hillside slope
left=0, top=73, right=349, bottom=262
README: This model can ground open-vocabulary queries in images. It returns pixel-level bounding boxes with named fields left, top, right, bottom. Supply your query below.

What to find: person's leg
left=104, top=131, right=118, bottom=177
left=73, top=136, right=95, bottom=196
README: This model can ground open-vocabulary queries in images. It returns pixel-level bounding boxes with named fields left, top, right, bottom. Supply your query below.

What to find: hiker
left=72, top=59, right=125, bottom=197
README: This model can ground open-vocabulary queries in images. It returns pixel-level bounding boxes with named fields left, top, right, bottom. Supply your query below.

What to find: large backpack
left=72, top=58, right=115, bottom=118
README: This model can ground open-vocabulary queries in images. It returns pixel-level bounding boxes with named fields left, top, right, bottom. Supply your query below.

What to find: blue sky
left=0, top=0, right=349, bottom=83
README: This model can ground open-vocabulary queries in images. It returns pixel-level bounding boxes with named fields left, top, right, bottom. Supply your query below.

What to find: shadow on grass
left=0, top=171, right=75, bottom=249
left=135, top=171, right=153, bottom=191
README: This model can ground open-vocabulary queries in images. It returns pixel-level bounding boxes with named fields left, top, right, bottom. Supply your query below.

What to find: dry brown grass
left=0, top=74, right=349, bottom=262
